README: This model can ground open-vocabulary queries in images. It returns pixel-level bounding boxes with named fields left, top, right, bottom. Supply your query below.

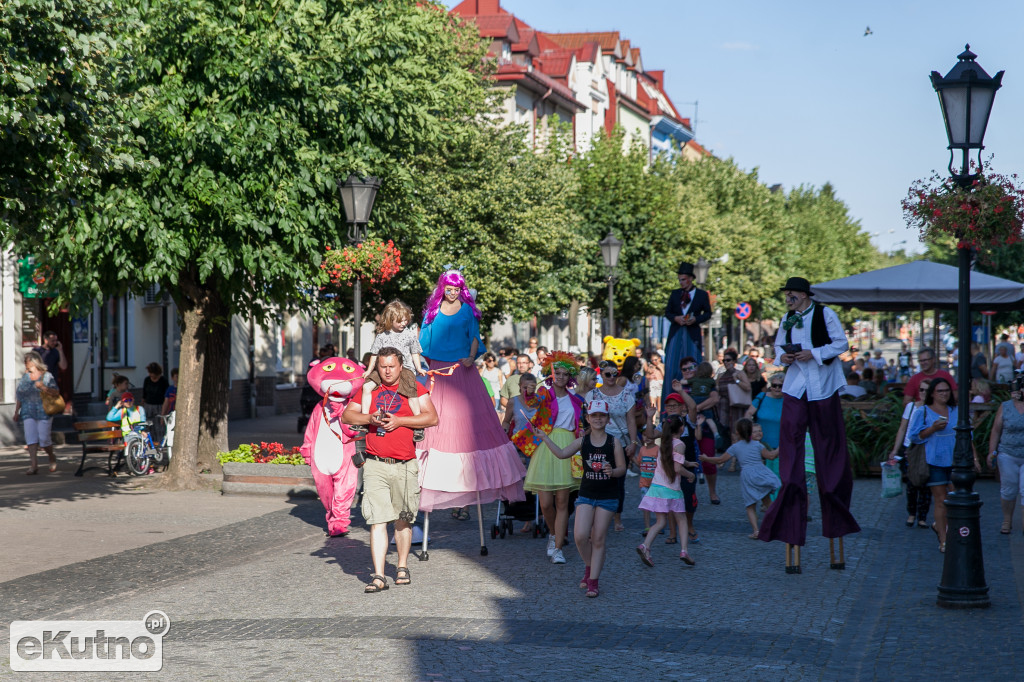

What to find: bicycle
left=123, top=413, right=174, bottom=476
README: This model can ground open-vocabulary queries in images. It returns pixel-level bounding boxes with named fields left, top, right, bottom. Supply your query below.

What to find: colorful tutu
left=418, top=359, right=526, bottom=511
left=638, top=483, right=688, bottom=513
left=524, top=428, right=580, bottom=492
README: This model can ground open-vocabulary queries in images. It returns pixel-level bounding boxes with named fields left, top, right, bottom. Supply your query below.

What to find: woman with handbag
left=886, top=381, right=933, bottom=528
left=908, top=378, right=981, bottom=552
left=14, top=351, right=61, bottom=475
left=745, top=373, right=786, bottom=494
left=986, top=381, right=1024, bottom=535
left=717, top=350, right=752, bottom=433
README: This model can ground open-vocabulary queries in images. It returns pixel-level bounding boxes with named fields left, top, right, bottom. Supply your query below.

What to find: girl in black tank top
left=527, top=403, right=626, bottom=598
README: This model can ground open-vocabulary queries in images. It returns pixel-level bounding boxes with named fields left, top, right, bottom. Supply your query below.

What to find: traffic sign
left=735, top=302, right=751, bottom=320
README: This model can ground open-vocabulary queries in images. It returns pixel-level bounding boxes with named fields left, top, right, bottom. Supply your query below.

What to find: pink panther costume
left=299, top=357, right=365, bottom=537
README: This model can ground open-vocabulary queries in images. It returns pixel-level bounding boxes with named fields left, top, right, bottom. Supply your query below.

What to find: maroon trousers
left=759, top=391, right=860, bottom=546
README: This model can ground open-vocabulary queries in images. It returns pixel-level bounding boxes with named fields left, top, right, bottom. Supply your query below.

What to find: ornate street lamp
left=931, top=45, right=1003, bottom=188
left=694, top=257, right=711, bottom=355
left=337, top=174, right=381, bottom=359
left=931, top=46, right=1001, bottom=610
left=599, top=231, right=623, bottom=336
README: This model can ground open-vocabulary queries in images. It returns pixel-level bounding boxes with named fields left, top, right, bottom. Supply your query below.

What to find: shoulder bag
left=41, top=388, right=65, bottom=416
left=905, top=409, right=930, bottom=488
left=726, top=373, right=752, bottom=408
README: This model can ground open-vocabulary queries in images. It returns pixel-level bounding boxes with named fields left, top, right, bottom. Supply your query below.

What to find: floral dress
left=16, top=372, right=57, bottom=422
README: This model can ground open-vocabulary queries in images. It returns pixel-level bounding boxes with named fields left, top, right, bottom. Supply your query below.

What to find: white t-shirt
left=552, top=394, right=576, bottom=431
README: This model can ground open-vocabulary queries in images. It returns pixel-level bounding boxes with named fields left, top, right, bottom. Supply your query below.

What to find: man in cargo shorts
left=344, top=347, right=438, bottom=593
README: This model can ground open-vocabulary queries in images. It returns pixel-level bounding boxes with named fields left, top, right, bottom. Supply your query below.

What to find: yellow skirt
left=524, top=428, right=580, bottom=492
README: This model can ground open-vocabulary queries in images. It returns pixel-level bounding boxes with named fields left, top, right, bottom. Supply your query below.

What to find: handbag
left=905, top=408, right=930, bottom=487
left=727, top=380, right=752, bottom=408
left=41, top=389, right=65, bottom=416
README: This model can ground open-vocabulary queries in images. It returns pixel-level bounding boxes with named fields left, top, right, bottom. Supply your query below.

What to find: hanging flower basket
left=320, top=238, right=401, bottom=295
left=902, top=170, right=1024, bottom=253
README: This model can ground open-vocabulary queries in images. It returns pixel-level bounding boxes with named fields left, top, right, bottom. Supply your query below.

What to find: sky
left=444, top=0, right=1024, bottom=255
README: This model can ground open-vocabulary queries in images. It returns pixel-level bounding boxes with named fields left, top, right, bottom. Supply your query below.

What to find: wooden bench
left=72, top=420, right=124, bottom=477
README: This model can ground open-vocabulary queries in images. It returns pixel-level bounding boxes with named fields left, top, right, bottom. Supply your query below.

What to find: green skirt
left=524, top=428, right=580, bottom=493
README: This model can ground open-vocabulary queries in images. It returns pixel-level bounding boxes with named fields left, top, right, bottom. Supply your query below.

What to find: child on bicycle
left=106, top=391, right=146, bottom=437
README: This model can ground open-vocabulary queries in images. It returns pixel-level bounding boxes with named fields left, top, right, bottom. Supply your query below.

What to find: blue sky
left=445, top=0, right=1024, bottom=255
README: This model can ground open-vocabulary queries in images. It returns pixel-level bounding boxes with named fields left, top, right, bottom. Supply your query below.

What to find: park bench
left=72, top=420, right=124, bottom=477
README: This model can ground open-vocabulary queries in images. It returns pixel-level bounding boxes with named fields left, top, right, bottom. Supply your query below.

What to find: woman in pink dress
left=417, top=269, right=526, bottom=517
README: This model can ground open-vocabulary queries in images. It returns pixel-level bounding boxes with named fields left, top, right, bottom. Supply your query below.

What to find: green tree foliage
left=4, top=0, right=495, bottom=487
left=329, top=120, right=592, bottom=329
left=1, top=0, right=141, bottom=230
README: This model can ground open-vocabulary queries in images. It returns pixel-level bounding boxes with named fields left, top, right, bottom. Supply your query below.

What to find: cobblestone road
left=2, top=423, right=1023, bottom=680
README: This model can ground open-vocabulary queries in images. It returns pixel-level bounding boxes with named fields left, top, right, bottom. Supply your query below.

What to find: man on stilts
left=759, top=277, right=860, bottom=572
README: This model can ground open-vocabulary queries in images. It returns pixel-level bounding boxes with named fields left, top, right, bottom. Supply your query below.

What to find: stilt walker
left=759, top=277, right=860, bottom=571
left=417, top=268, right=527, bottom=558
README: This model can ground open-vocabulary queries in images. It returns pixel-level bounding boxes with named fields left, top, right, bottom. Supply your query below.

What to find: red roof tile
left=546, top=31, right=621, bottom=54
left=534, top=54, right=572, bottom=80
left=449, top=0, right=506, bottom=17
left=471, top=14, right=519, bottom=40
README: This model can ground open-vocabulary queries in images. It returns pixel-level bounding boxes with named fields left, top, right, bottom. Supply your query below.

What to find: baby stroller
left=491, top=491, right=549, bottom=539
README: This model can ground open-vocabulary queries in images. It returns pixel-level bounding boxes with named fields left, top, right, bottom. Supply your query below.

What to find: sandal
left=680, top=551, right=695, bottom=566
left=636, top=543, right=654, bottom=567
left=688, top=532, right=700, bottom=544
left=451, top=509, right=461, bottom=520
left=456, top=508, right=470, bottom=521
left=1000, top=521, right=1012, bottom=535
left=579, top=565, right=591, bottom=589
left=364, top=574, right=389, bottom=593
left=917, top=520, right=929, bottom=529
left=48, top=461, right=58, bottom=473
left=394, top=567, right=411, bottom=586
left=585, top=578, right=599, bottom=598
left=748, top=531, right=760, bottom=540
left=906, top=516, right=916, bottom=527
left=25, top=468, right=39, bottom=475
left=665, top=537, right=678, bottom=545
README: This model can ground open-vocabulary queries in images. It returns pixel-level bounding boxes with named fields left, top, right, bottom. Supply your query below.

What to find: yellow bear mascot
left=602, top=336, right=642, bottom=370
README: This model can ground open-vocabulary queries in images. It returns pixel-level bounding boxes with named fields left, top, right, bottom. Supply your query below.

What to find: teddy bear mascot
left=300, top=356, right=366, bottom=537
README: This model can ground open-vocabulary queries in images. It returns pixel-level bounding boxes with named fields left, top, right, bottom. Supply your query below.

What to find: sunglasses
left=681, top=365, right=696, bottom=371
left=770, top=384, right=783, bottom=389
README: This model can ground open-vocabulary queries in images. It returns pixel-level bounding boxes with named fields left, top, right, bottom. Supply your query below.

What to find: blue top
left=419, top=304, right=483, bottom=362
left=909, top=405, right=958, bottom=467
left=751, top=393, right=784, bottom=448
left=15, top=371, right=58, bottom=421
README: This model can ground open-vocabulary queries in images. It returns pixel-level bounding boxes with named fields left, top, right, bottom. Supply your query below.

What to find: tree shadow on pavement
left=0, top=449, right=150, bottom=511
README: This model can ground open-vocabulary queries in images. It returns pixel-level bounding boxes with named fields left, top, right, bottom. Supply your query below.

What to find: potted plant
left=219, top=442, right=316, bottom=496
left=320, top=238, right=401, bottom=297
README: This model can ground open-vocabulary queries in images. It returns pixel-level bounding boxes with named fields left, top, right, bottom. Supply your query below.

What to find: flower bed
left=218, top=442, right=315, bottom=497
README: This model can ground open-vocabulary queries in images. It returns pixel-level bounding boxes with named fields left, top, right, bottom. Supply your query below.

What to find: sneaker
left=546, top=535, right=556, bottom=557
left=636, top=543, right=654, bottom=567
left=550, top=548, right=566, bottom=564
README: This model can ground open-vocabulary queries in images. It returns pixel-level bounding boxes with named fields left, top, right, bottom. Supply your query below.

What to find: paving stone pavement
left=2, top=415, right=1023, bottom=680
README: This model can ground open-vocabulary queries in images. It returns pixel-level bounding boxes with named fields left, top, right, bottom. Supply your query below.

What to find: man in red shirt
left=344, top=347, right=438, bottom=593
left=903, top=347, right=957, bottom=405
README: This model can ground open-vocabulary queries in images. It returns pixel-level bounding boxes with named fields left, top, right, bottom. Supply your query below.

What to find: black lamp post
left=337, top=174, right=381, bottom=359
left=930, top=45, right=1002, bottom=609
left=599, top=231, right=623, bottom=336
left=694, top=257, right=710, bottom=356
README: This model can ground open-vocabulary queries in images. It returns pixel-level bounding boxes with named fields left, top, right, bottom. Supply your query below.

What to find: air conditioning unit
left=143, top=284, right=165, bottom=306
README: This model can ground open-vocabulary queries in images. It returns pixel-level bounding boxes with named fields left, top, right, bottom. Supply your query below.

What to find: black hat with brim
left=780, top=276, right=814, bottom=295
left=677, top=262, right=695, bottom=276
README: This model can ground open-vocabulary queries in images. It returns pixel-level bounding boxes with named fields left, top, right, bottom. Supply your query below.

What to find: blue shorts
left=927, top=464, right=952, bottom=487
left=576, top=496, right=618, bottom=512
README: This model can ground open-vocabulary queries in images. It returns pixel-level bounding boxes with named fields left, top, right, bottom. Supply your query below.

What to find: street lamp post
left=337, top=174, right=381, bottom=360
left=693, top=256, right=710, bottom=358
left=930, top=45, right=1002, bottom=609
left=599, top=232, right=623, bottom=337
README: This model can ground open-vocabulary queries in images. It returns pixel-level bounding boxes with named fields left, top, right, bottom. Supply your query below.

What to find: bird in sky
left=864, top=26, right=873, bottom=36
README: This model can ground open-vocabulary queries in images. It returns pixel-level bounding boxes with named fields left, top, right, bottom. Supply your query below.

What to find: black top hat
left=677, top=262, right=695, bottom=276
left=780, top=276, right=814, bottom=295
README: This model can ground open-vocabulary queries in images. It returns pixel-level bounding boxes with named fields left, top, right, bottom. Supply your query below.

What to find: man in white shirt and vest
left=758, top=277, right=860, bottom=572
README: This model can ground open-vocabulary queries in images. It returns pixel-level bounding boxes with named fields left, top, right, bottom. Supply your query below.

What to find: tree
left=5, top=0, right=495, bottom=488
left=1, top=0, right=141, bottom=231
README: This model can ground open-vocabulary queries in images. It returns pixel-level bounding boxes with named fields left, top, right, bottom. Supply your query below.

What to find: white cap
left=587, top=400, right=610, bottom=415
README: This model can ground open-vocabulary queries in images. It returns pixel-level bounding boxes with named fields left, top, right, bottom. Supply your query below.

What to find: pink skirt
left=418, top=359, right=526, bottom=511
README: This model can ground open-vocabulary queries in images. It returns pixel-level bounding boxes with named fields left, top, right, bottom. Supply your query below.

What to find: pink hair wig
left=422, top=270, right=481, bottom=324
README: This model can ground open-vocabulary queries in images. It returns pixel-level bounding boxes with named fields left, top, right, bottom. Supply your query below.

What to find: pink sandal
left=636, top=543, right=654, bottom=567
left=680, top=551, right=695, bottom=566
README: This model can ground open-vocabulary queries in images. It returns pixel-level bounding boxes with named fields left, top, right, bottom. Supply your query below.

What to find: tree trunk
left=568, top=299, right=580, bottom=351
left=197, top=293, right=230, bottom=474
left=160, top=271, right=210, bottom=490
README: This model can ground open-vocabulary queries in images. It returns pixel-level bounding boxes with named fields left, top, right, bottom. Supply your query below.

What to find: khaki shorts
left=361, top=457, right=421, bottom=526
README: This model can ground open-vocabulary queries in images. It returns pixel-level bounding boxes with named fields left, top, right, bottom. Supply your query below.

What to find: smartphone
left=781, top=343, right=802, bottom=355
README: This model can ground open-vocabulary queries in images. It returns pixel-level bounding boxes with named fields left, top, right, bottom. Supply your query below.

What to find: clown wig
left=422, top=269, right=482, bottom=325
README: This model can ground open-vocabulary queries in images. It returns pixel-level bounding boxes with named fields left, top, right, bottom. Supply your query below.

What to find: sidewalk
left=2, top=414, right=1023, bottom=679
